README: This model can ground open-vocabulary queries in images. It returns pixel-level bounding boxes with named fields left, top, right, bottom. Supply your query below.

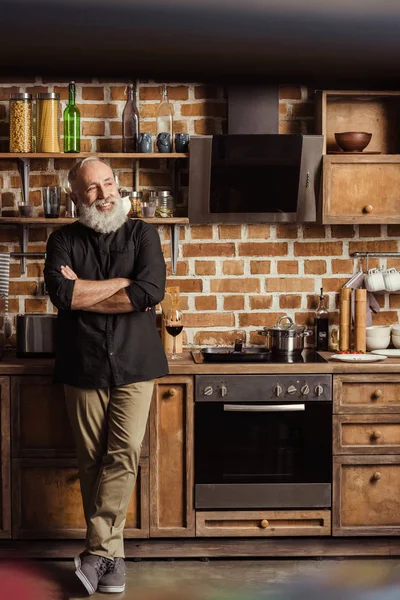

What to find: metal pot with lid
left=257, top=315, right=313, bottom=354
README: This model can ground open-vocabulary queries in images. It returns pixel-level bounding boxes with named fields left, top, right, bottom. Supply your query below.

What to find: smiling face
left=71, top=159, right=128, bottom=233
left=72, top=159, right=119, bottom=210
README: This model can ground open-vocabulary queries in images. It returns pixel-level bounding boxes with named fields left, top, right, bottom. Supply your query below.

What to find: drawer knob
left=363, top=204, right=373, bottom=214
left=371, top=430, right=382, bottom=440
left=372, top=471, right=382, bottom=481
left=168, top=388, right=177, bottom=397
left=260, top=519, right=269, bottom=529
left=372, top=389, right=383, bottom=400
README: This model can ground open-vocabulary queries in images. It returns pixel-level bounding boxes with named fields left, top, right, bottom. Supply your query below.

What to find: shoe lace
left=108, top=558, right=124, bottom=574
left=95, top=557, right=112, bottom=578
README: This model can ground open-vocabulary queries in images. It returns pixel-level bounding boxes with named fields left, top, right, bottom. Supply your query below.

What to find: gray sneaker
left=98, top=557, right=126, bottom=593
left=74, top=553, right=112, bottom=595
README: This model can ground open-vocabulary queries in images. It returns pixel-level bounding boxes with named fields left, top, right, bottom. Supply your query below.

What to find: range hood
left=188, top=85, right=323, bottom=224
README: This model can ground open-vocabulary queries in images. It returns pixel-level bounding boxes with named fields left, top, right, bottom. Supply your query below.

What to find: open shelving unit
left=0, top=152, right=189, bottom=274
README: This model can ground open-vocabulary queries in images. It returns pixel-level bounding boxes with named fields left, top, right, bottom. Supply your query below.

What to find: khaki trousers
left=64, top=380, right=154, bottom=559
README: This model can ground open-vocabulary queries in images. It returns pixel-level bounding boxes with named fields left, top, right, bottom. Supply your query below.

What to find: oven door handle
left=223, top=404, right=305, bottom=412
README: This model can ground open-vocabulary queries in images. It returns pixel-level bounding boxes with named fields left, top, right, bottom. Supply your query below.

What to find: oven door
left=195, top=399, right=332, bottom=509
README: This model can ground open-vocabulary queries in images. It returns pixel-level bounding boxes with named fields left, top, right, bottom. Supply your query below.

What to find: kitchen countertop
left=0, top=351, right=399, bottom=375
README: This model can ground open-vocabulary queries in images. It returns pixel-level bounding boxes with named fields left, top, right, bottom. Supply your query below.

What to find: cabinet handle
left=168, top=388, right=177, bottom=397
left=363, top=205, right=373, bottom=214
left=372, top=389, right=383, bottom=400
left=372, top=471, right=382, bottom=481
left=260, top=519, right=269, bottom=529
left=371, top=430, right=382, bottom=441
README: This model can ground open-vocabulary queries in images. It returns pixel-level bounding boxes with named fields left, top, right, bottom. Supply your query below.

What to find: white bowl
left=366, top=325, right=391, bottom=338
left=392, top=335, right=400, bottom=349
left=366, top=337, right=391, bottom=351
left=391, top=324, right=400, bottom=335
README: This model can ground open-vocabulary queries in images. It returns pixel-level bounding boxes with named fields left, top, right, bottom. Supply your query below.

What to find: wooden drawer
left=333, top=456, right=400, bottom=536
left=12, top=457, right=149, bottom=539
left=334, top=415, right=400, bottom=454
left=322, top=155, right=400, bottom=224
left=334, top=375, right=400, bottom=414
left=10, top=376, right=149, bottom=457
left=196, top=510, right=331, bottom=537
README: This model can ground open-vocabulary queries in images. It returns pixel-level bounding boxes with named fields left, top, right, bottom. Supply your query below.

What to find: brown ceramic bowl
left=334, top=131, right=372, bottom=152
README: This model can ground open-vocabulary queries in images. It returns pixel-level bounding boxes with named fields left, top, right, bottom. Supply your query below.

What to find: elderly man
left=44, top=157, right=168, bottom=595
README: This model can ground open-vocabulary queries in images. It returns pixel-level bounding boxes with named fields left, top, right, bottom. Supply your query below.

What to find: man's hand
left=60, top=265, right=78, bottom=280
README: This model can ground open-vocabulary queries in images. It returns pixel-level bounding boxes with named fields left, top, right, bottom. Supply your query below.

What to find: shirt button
left=109, top=352, right=113, bottom=356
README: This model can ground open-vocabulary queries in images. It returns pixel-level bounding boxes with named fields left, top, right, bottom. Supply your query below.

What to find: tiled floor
left=39, top=558, right=400, bottom=600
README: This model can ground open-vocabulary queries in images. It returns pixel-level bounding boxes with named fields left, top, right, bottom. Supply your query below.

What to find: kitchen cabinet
left=0, top=377, right=11, bottom=538
left=315, top=90, right=400, bottom=224
left=196, top=510, right=331, bottom=537
left=149, top=376, right=195, bottom=537
left=11, top=457, right=149, bottom=539
left=332, top=374, right=400, bottom=536
left=322, top=155, right=400, bottom=224
left=10, top=376, right=150, bottom=539
left=333, top=456, right=400, bottom=536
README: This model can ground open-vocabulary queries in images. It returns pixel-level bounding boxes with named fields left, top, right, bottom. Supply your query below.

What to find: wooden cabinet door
left=12, top=457, right=149, bottom=539
left=334, top=375, right=400, bottom=414
left=10, top=376, right=149, bottom=458
left=11, top=376, right=75, bottom=457
left=333, top=455, right=400, bottom=536
left=150, top=376, right=194, bottom=537
left=322, top=155, right=400, bottom=224
left=0, top=377, right=10, bottom=538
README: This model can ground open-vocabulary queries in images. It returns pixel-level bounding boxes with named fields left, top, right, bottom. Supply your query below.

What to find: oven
left=195, top=374, right=332, bottom=510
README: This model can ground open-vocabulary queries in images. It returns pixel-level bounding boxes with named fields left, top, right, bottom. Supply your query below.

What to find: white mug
left=383, top=268, right=400, bottom=292
left=364, top=268, right=386, bottom=292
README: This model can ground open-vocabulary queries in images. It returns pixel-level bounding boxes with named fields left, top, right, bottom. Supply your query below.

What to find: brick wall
left=0, top=78, right=398, bottom=346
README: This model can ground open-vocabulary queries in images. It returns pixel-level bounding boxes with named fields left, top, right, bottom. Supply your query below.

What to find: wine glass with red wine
left=165, top=308, right=183, bottom=360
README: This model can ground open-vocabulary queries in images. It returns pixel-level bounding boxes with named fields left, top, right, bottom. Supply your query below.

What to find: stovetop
left=192, top=349, right=328, bottom=364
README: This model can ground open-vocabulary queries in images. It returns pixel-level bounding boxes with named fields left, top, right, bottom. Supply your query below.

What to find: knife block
left=162, top=320, right=183, bottom=354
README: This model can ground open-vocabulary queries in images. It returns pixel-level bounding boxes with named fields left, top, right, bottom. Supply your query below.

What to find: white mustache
left=94, top=197, right=119, bottom=208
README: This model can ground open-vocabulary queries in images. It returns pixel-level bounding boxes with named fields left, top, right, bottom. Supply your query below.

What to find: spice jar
left=36, top=93, right=61, bottom=153
left=154, top=190, right=175, bottom=218
left=9, top=93, right=33, bottom=152
left=129, top=191, right=143, bottom=217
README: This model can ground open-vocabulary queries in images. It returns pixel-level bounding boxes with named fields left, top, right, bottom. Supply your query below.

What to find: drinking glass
left=42, top=186, right=61, bottom=218
left=164, top=308, right=183, bottom=360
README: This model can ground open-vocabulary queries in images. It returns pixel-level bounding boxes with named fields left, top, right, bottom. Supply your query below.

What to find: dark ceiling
left=2, top=0, right=400, bottom=87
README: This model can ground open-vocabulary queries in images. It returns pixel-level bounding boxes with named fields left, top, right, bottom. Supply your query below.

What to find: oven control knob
left=315, top=384, right=324, bottom=397
left=300, top=384, right=310, bottom=396
left=274, top=384, right=283, bottom=397
left=203, top=386, right=214, bottom=396
left=220, top=385, right=228, bottom=398
left=287, top=385, right=297, bottom=395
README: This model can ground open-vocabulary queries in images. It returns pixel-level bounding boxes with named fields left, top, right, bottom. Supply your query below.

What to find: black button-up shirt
left=44, top=219, right=169, bottom=389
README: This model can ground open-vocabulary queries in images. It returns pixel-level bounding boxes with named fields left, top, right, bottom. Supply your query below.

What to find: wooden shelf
left=0, top=217, right=189, bottom=225
left=0, top=152, right=188, bottom=159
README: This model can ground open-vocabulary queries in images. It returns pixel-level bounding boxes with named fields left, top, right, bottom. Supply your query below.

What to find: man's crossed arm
left=60, top=265, right=135, bottom=314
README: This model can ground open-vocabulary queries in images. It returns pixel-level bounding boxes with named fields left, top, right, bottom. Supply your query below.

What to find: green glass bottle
left=63, top=81, right=80, bottom=153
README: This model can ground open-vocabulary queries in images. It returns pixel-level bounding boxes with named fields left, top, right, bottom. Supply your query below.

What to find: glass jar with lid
left=129, top=191, right=143, bottom=217
left=154, top=190, right=175, bottom=218
left=9, top=93, right=33, bottom=152
left=36, top=92, right=61, bottom=153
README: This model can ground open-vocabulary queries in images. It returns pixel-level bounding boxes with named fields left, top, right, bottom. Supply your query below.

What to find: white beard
left=77, top=196, right=128, bottom=234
